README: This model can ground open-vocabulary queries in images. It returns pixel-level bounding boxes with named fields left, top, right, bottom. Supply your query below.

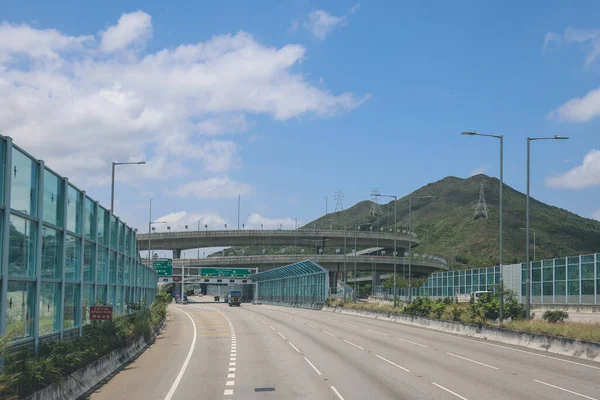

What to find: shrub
left=431, top=300, right=446, bottom=319
left=0, top=292, right=169, bottom=399
left=451, top=306, right=462, bottom=322
left=404, top=297, right=434, bottom=317
left=469, top=292, right=499, bottom=322
left=542, top=310, right=569, bottom=324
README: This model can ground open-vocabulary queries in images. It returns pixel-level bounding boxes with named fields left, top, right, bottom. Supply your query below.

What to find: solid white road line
left=397, top=336, right=428, bottom=348
left=289, top=342, right=301, bottom=353
left=323, top=330, right=338, bottom=338
left=344, top=322, right=359, bottom=328
left=367, top=328, right=387, bottom=336
left=304, top=357, right=322, bottom=375
left=331, top=386, right=346, bottom=400
left=375, top=354, right=410, bottom=372
left=446, top=352, right=499, bottom=370
left=278, top=332, right=287, bottom=340
left=163, top=307, right=197, bottom=400
left=432, top=382, right=469, bottom=400
left=343, top=339, right=364, bottom=350
left=534, top=380, right=598, bottom=400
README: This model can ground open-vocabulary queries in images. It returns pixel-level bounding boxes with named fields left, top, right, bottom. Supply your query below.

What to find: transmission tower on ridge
left=334, top=190, right=344, bottom=212
left=370, top=188, right=382, bottom=217
left=473, top=183, right=489, bottom=220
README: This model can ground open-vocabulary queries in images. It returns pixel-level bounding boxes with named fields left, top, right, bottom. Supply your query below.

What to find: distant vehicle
left=227, top=290, right=242, bottom=306
left=472, top=291, right=493, bottom=301
left=214, top=295, right=220, bottom=302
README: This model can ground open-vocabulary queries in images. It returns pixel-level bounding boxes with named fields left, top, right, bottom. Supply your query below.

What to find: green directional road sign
left=153, top=259, right=173, bottom=276
left=200, top=268, right=252, bottom=278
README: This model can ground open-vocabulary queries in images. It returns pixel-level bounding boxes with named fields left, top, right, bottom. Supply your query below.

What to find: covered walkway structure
left=250, top=260, right=329, bottom=309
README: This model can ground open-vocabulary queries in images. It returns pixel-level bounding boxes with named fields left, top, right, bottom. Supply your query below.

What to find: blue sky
left=1, top=0, right=600, bottom=248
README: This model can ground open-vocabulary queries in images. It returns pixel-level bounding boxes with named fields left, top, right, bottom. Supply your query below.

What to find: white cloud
left=0, top=12, right=365, bottom=189
left=288, top=19, right=300, bottom=34
left=544, top=28, right=600, bottom=67
left=304, top=4, right=359, bottom=41
left=593, top=209, right=600, bottom=221
left=100, top=11, right=152, bottom=53
left=245, top=213, right=300, bottom=229
left=152, top=211, right=227, bottom=232
left=470, top=165, right=487, bottom=177
left=545, top=149, right=600, bottom=189
left=195, top=114, right=248, bottom=135
left=305, top=10, right=345, bottom=40
left=248, top=134, right=265, bottom=143
left=169, top=177, right=251, bottom=199
left=0, top=21, right=93, bottom=62
left=548, top=87, right=600, bottom=123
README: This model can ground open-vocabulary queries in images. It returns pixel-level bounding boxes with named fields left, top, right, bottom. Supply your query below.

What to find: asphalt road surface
left=88, top=299, right=600, bottom=400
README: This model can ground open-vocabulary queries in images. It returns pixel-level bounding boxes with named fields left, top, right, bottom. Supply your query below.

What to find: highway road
left=88, top=299, right=600, bottom=400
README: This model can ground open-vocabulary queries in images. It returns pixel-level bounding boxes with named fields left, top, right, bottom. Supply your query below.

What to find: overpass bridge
left=165, top=254, right=448, bottom=288
left=137, top=229, right=419, bottom=258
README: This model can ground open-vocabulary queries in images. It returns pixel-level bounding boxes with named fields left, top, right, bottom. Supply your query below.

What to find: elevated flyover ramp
left=137, top=229, right=418, bottom=253
left=171, top=254, right=448, bottom=276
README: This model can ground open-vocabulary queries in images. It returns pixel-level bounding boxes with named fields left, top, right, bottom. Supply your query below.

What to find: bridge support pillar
left=372, top=271, right=381, bottom=287
left=328, top=271, right=338, bottom=290
left=173, top=249, right=182, bottom=259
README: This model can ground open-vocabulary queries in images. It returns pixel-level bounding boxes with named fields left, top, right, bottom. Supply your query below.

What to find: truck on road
left=227, top=290, right=242, bottom=306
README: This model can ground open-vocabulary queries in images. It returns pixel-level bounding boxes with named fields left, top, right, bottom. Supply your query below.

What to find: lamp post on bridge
left=147, top=198, right=166, bottom=264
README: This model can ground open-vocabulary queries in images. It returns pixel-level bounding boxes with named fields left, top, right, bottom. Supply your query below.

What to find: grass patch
left=502, top=320, right=600, bottom=343
left=0, top=291, right=171, bottom=400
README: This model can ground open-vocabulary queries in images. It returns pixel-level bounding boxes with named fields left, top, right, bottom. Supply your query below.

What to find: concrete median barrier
left=323, top=306, right=600, bottom=364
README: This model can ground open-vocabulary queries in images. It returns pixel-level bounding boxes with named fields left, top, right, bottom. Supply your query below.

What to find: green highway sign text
left=199, top=268, right=252, bottom=278
left=153, top=259, right=173, bottom=276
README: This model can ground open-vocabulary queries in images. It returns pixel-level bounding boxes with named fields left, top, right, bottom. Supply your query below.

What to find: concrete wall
left=323, top=306, right=600, bottom=364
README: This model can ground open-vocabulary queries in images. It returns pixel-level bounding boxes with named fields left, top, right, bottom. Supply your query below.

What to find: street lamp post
left=111, top=161, right=145, bottom=213
left=372, top=192, right=398, bottom=308
left=147, top=199, right=167, bottom=263
left=520, top=228, right=536, bottom=261
left=408, top=195, right=434, bottom=302
left=462, top=131, right=504, bottom=322
left=526, top=135, right=568, bottom=319
left=354, top=225, right=358, bottom=296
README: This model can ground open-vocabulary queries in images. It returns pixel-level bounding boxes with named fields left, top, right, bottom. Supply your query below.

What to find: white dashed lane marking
left=432, top=382, right=468, bottom=400
left=288, top=341, right=301, bottom=353
left=343, top=339, right=364, bottom=350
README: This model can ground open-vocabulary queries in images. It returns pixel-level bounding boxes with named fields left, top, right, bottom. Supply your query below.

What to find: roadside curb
left=26, top=317, right=167, bottom=400
left=322, top=306, right=600, bottom=364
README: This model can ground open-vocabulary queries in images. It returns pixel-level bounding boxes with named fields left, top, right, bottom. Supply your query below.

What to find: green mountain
left=304, top=174, right=600, bottom=268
